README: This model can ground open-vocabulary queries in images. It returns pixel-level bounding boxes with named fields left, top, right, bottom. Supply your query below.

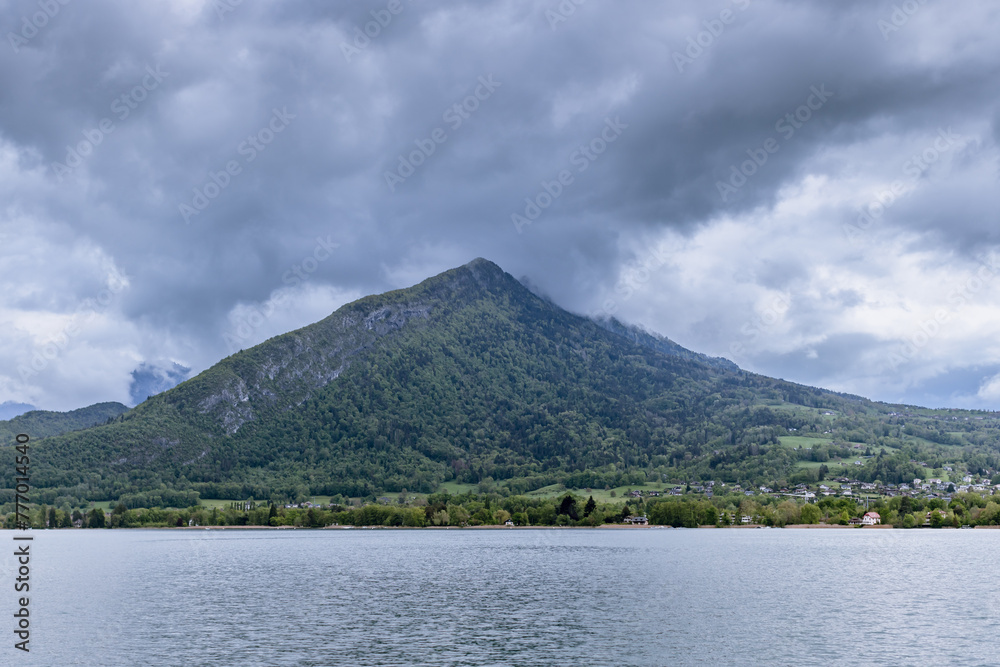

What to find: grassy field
left=779, top=435, right=884, bottom=450
left=86, top=496, right=341, bottom=512
left=184, top=496, right=340, bottom=509
left=901, top=434, right=946, bottom=448
left=523, top=482, right=683, bottom=504
left=794, top=458, right=867, bottom=471
left=437, top=481, right=480, bottom=495
left=431, top=481, right=653, bottom=504
left=779, top=435, right=833, bottom=449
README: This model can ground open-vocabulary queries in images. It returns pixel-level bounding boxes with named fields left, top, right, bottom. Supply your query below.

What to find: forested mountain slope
left=3, top=259, right=995, bottom=504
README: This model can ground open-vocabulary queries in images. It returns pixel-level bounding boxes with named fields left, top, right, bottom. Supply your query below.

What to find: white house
left=862, top=512, right=881, bottom=526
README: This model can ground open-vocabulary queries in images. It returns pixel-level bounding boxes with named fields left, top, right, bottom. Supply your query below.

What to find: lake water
left=2, top=527, right=998, bottom=666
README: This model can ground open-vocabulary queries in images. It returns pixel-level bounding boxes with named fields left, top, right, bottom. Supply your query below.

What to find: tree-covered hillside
left=1, top=259, right=998, bottom=506
left=0, top=402, right=128, bottom=442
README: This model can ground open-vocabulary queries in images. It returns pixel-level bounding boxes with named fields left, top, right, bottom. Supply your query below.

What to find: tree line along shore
left=5, top=487, right=1000, bottom=529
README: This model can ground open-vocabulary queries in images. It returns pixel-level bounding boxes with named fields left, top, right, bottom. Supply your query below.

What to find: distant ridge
left=0, top=402, right=129, bottom=442
left=0, top=401, right=34, bottom=421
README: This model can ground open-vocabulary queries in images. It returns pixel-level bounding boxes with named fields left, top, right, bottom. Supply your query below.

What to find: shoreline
left=13, top=523, right=1000, bottom=531
left=12, top=523, right=895, bottom=530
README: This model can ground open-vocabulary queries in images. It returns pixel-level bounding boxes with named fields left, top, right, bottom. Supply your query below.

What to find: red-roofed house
left=862, top=511, right=881, bottom=526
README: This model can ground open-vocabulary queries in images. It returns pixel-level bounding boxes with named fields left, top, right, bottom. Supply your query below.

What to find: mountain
left=0, top=402, right=129, bottom=442
left=592, top=317, right=739, bottom=372
left=4, top=259, right=997, bottom=504
left=0, top=401, right=34, bottom=420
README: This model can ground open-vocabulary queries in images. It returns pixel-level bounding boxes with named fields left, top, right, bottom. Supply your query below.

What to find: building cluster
left=627, top=475, right=999, bottom=503
left=813, top=476, right=999, bottom=502
left=627, top=481, right=718, bottom=499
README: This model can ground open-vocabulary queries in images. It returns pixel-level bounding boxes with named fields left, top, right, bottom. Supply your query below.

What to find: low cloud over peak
left=2, top=0, right=999, bottom=410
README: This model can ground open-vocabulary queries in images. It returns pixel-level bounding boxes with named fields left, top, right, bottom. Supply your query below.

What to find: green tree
left=47, top=507, right=58, bottom=529
left=902, top=513, right=916, bottom=528
left=583, top=496, right=596, bottom=517
left=702, top=505, right=718, bottom=526
left=558, top=495, right=579, bottom=521
left=800, top=503, right=821, bottom=525
left=470, top=508, right=494, bottom=525
left=88, top=508, right=106, bottom=528
left=448, top=505, right=470, bottom=526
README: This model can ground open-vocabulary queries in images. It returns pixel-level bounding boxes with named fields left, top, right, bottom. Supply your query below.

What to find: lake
left=2, top=527, right=998, bottom=666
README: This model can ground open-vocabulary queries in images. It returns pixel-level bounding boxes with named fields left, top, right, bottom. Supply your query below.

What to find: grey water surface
left=2, top=527, right=998, bottom=666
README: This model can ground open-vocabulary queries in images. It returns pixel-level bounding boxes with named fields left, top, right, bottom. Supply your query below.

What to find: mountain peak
left=443, top=257, right=509, bottom=285
left=34, top=257, right=863, bottom=501
left=383, top=257, right=522, bottom=306
left=463, top=256, right=501, bottom=271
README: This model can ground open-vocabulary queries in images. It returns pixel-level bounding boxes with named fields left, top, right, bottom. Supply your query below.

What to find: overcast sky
left=1, top=0, right=998, bottom=413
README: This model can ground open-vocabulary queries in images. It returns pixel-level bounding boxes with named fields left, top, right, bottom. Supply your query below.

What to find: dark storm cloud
left=1, top=0, right=999, bottom=409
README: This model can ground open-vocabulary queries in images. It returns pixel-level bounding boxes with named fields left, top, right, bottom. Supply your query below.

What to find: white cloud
left=978, top=373, right=1000, bottom=402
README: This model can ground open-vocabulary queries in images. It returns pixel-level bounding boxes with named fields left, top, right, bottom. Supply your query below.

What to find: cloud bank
left=1, top=0, right=998, bottom=410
